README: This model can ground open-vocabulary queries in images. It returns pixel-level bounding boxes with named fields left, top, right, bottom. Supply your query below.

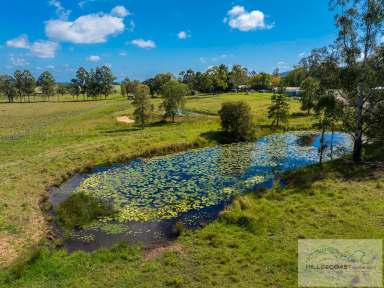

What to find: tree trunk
left=330, top=130, right=334, bottom=160
left=319, top=127, right=325, bottom=164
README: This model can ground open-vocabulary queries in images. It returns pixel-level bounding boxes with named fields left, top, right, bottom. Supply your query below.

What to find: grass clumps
left=56, top=193, right=116, bottom=229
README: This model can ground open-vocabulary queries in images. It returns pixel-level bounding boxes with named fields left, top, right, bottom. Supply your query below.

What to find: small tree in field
left=268, top=88, right=290, bottom=128
left=161, top=80, right=188, bottom=122
left=219, top=101, right=254, bottom=142
left=132, top=84, right=153, bottom=129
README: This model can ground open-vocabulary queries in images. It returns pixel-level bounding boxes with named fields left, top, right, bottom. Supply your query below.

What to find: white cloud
left=6, top=35, right=58, bottom=58
left=131, top=39, right=156, bottom=49
left=48, top=0, right=71, bottom=20
left=111, top=5, right=130, bottom=18
left=30, top=41, right=58, bottom=58
left=10, top=55, right=29, bottom=66
left=45, top=65, right=55, bottom=69
left=6, top=35, right=30, bottom=49
left=87, top=55, right=101, bottom=62
left=177, top=31, right=189, bottom=40
left=225, top=5, right=273, bottom=32
left=46, top=14, right=125, bottom=44
left=119, top=51, right=127, bottom=56
left=228, top=5, right=246, bottom=17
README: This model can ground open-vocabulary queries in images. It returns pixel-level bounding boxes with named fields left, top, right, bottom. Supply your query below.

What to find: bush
left=56, top=193, right=116, bottom=229
left=218, top=101, right=254, bottom=141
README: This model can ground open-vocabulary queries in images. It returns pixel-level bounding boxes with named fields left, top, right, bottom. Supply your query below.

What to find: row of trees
left=0, top=66, right=116, bottom=103
left=121, top=65, right=282, bottom=98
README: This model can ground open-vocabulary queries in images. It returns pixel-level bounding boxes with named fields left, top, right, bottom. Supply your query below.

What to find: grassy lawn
left=2, top=92, right=381, bottom=287
left=1, top=150, right=383, bottom=287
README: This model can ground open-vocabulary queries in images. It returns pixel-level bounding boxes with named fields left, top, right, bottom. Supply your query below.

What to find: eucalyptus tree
left=330, top=0, right=384, bottom=162
left=69, top=80, right=81, bottom=101
left=98, top=65, right=116, bottom=99
left=300, top=77, right=321, bottom=115
left=229, top=64, right=248, bottom=92
left=161, top=80, right=189, bottom=122
left=75, top=67, right=89, bottom=100
left=37, top=71, right=55, bottom=101
left=56, top=84, right=67, bottom=101
left=14, top=70, right=35, bottom=102
left=179, top=69, right=196, bottom=92
left=0, top=75, right=17, bottom=103
left=132, top=84, right=153, bottom=129
left=208, top=65, right=230, bottom=93
left=313, top=91, right=342, bottom=163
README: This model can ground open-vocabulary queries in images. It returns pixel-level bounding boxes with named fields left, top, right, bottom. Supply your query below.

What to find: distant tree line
left=0, top=66, right=116, bottom=103
left=120, top=64, right=283, bottom=99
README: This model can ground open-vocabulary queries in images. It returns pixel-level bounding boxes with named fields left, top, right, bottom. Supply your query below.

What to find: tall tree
left=69, top=80, right=81, bottom=101
left=37, top=71, right=55, bottom=101
left=300, top=77, right=321, bottom=115
left=208, top=65, right=230, bottom=93
left=0, top=75, right=17, bottom=103
left=98, top=65, right=116, bottom=99
left=56, top=84, right=67, bottom=100
left=75, top=67, right=89, bottom=100
left=268, top=88, right=290, bottom=128
left=229, top=64, right=248, bottom=92
left=313, top=92, right=342, bottom=163
left=161, top=80, right=189, bottom=122
left=331, top=0, right=384, bottom=162
left=248, top=73, right=273, bottom=91
left=132, top=84, right=153, bottom=129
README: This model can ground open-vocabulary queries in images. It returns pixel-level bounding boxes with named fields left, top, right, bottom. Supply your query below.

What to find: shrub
left=218, top=101, right=254, bottom=142
left=56, top=193, right=116, bottom=229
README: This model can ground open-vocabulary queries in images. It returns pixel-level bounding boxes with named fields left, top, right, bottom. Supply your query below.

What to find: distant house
left=272, top=87, right=302, bottom=97
left=284, top=87, right=302, bottom=97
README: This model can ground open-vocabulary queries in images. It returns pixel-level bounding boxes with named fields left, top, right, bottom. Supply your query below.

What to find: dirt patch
left=142, top=243, right=186, bottom=262
left=116, top=116, right=135, bottom=124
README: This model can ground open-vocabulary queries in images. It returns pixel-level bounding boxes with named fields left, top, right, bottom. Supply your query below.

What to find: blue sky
left=0, top=0, right=337, bottom=81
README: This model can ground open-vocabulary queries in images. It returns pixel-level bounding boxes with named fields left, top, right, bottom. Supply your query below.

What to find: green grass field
left=0, top=92, right=382, bottom=287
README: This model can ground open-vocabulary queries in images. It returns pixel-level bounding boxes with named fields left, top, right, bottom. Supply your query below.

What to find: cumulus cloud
left=86, top=55, right=101, bottom=62
left=30, top=41, right=58, bottom=58
left=225, top=5, right=273, bottom=32
left=6, top=35, right=58, bottom=58
left=111, top=5, right=130, bottom=18
left=6, top=35, right=30, bottom=49
left=48, top=0, right=71, bottom=20
left=131, top=39, right=156, bottom=49
left=45, top=14, right=125, bottom=44
left=177, top=31, right=190, bottom=40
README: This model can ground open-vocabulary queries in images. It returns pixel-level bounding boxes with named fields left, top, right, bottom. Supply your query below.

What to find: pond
left=50, top=131, right=353, bottom=252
